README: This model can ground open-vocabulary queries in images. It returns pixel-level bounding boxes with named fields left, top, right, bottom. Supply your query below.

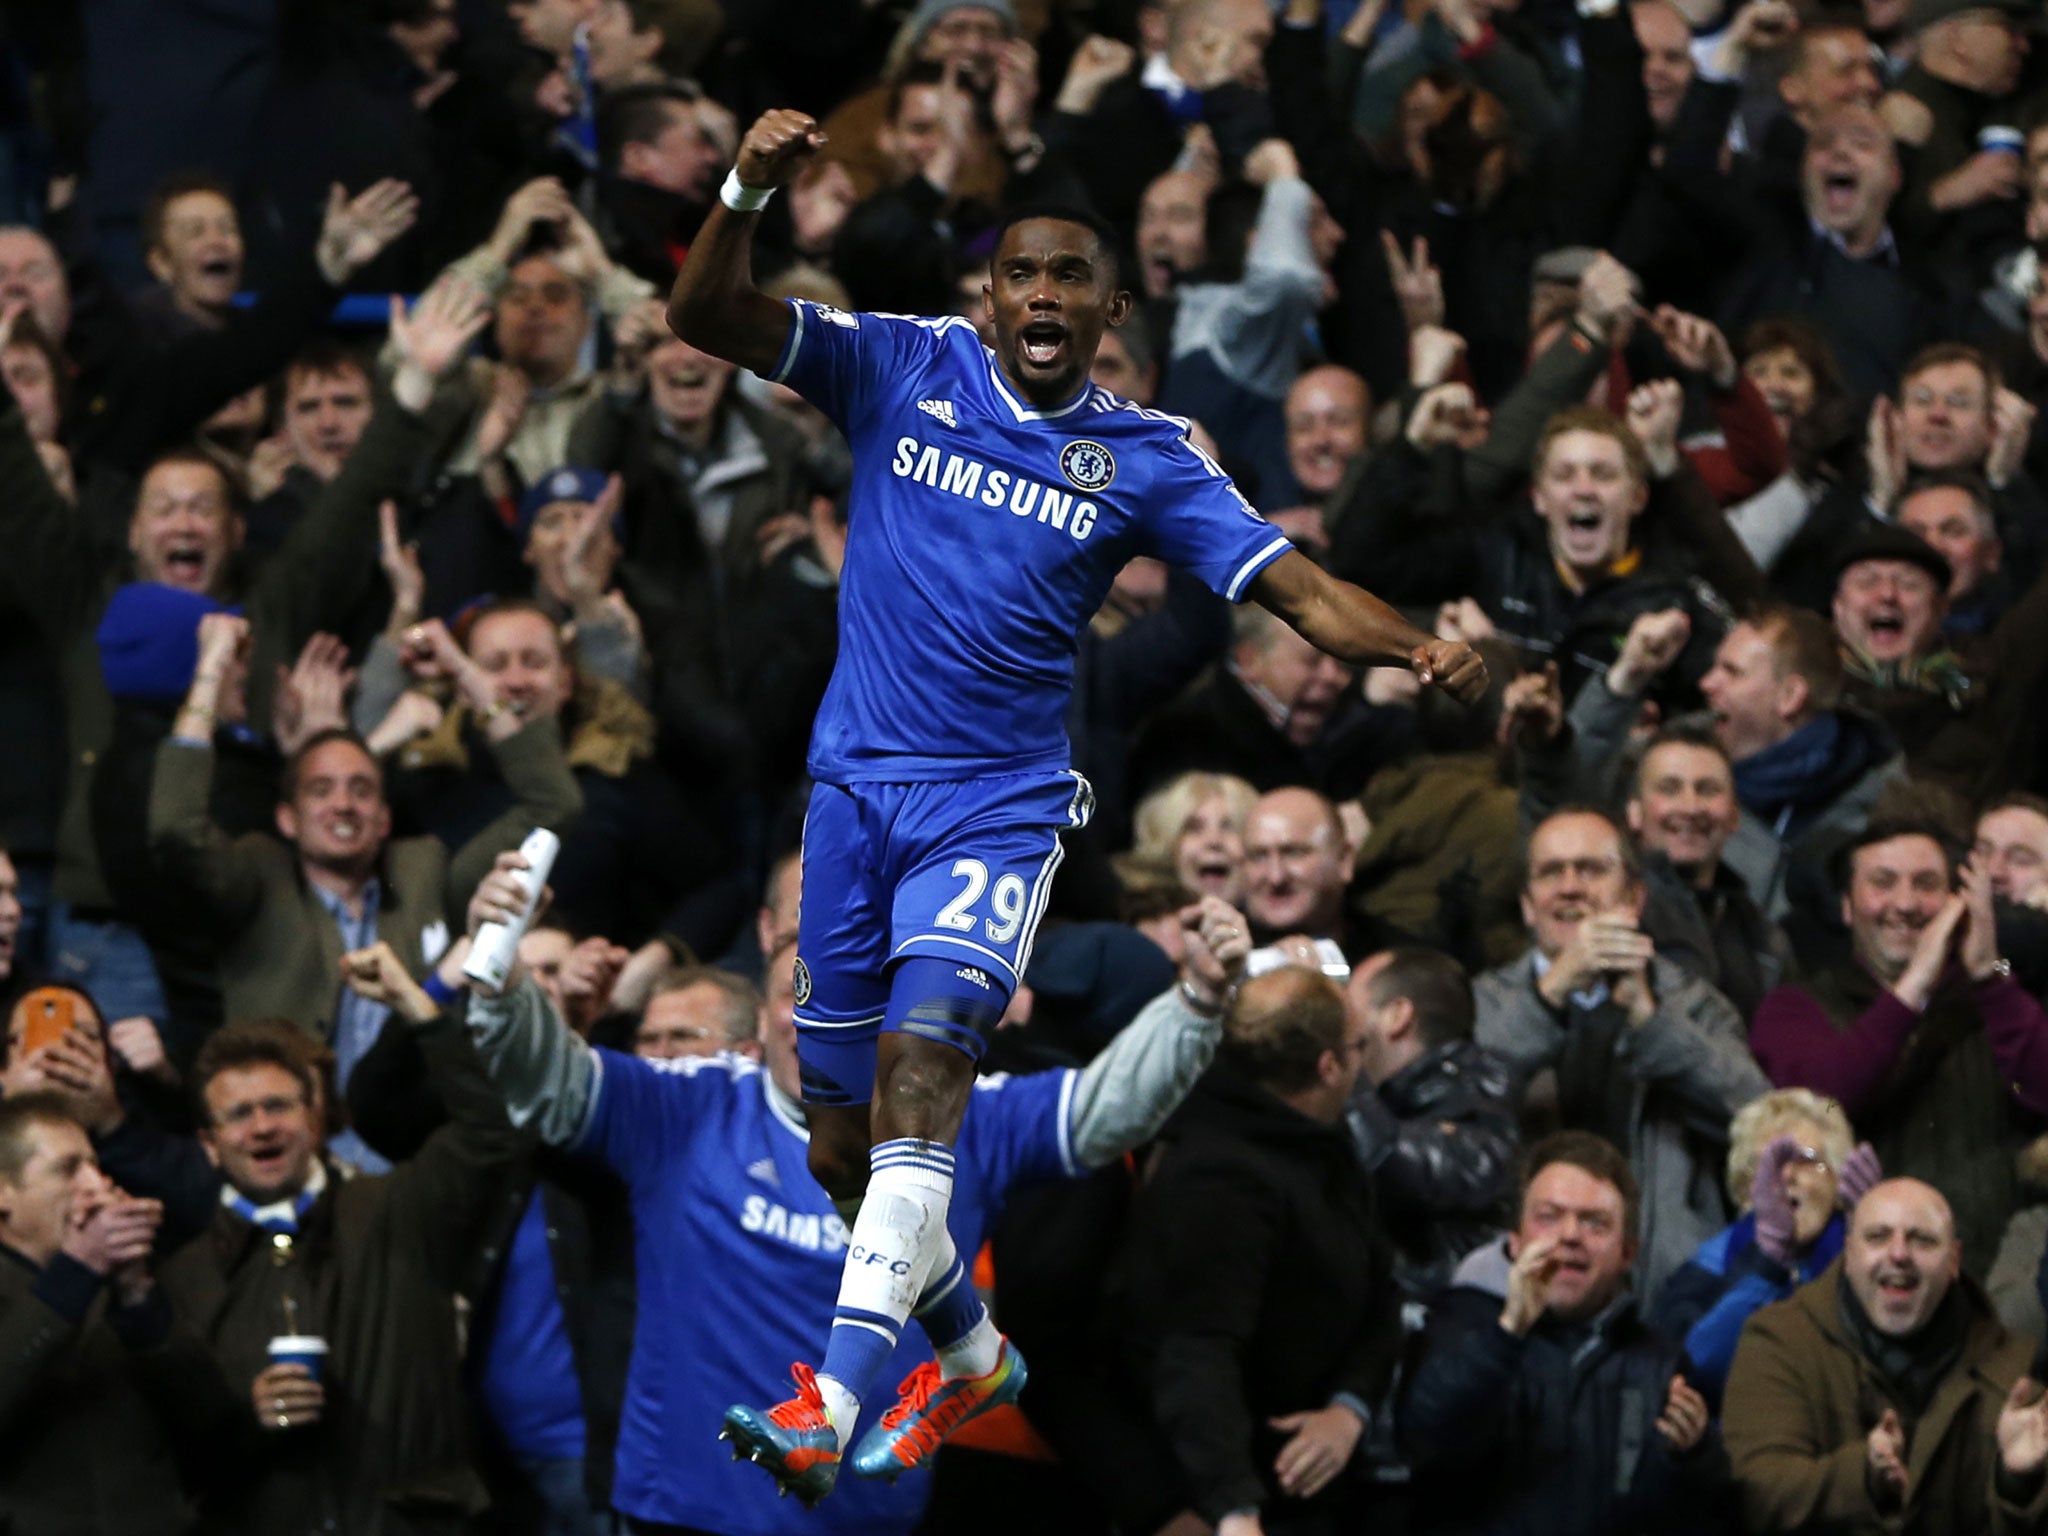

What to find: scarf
left=1732, top=712, right=1844, bottom=820
left=1837, top=1266, right=1968, bottom=1417
left=1842, top=645, right=1972, bottom=712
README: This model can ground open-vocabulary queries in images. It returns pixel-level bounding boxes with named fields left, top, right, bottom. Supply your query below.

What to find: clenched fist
left=737, top=110, right=827, bottom=192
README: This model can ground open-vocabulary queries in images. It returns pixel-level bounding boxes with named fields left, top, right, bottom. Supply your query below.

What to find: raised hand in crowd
left=378, top=500, right=426, bottom=640
left=1178, top=894, right=1254, bottom=1013
left=396, top=617, right=524, bottom=742
left=466, top=849, right=551, bottom=997
left=175, top=612, right=252, bottom=742
left=24, top=1026, right=123, bottom=1134
left=388, top=273, right=493, bottom=410
left=485, top=176, right=580, bottom=268
left=1434, top=596, right=1496, bottom=645
left=1535, top=905, right=1656, bottom=1020
left=1574, top=253, right=1638, bottom=345
left=1498, top=658, right=1563, bottom=747
left=1655, top=1376, right=1709, bottom=1453
left=1382, top=231, right=1445, bottom=333
left=990, top=38, right=1041, bottom=159
left=106, top=1016, right=177, bottom=1087
left=1866, top=394, right=1907, bottom=513
left=1651, top=307, right=1738, bottom=391
left=558, top=937, right=631, bottom=1035
left=1406, top=382, right=1489, bottom=451
left=63, top=1178, right=163, bottom=1307
left=314, top=178, right=421, bottom=287
left=273, top=633, right=357, bottom=757
left=1408, top=324, right=1466, bottom=389
left=340, top=939, right=441, bottom=1024
left=1997, top=1379, right=2048, bottom=1482
left=1606, top=608, right=1691, bottom=697
left=1988, top=386, right=2037, bottom=489
left=1052, top=35, right=1136, bottom=117
left=1624, top=379, right=1685, bottom=479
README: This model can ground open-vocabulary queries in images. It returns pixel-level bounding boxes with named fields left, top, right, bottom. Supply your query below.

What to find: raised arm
left=1251, top=549, right=1487, bottom=700
left=665, top=109, right=817, bottom=377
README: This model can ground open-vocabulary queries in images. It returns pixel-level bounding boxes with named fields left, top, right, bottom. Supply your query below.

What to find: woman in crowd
left=1650, top=1088, right=1878, bottom=1405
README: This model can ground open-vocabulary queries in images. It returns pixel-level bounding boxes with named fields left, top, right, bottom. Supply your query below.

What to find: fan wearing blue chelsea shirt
left=664, top=106, right=1491, bottom=1504
left=463, top=864, right=1262, bottom=1536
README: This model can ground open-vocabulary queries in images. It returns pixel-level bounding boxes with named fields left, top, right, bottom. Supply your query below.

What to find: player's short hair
left=141, top=170, right=237, bottom=258
left=1532, top=406, right=1648, bottom=488
left=1360, top=947, right=1474, bottom=1050
left=1521, top=1130, right=1640, bottom=1246
left=989, top=203, right=1125, bottom=291
left=646, top=965, right=763, bottom=1044
left=0, top=1092, right=81, bottom=1186
left=1220, top=967, right=1347, bottom=1094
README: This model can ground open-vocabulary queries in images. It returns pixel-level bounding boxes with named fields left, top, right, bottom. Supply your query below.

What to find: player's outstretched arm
left=666, top=109, right=823, bottom=377
left=1252, top=549, right=1488, bottom=703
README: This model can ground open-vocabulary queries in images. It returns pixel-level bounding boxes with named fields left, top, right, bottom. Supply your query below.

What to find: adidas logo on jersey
left=747, top=1157, right=780, bottom=1187
left=918, top=398, right=958, bottom=429
left=956, top=967, right=991, bottom=990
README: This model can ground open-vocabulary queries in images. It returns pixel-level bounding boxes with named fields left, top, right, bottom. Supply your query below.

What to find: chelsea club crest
left=1059, top=439, right=1116, bottom=492
left=792, top=957, right=812, bottom=1006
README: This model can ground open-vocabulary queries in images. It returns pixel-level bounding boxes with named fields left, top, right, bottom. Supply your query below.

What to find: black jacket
left=1399, top=1244, right=1732, bottom=1535
left=1109, top=1063, right=1400, bottom=1524
left=1345, top=1039, right=1519, bottom=1301
left=1638, top=854, right=1789, bottom=1026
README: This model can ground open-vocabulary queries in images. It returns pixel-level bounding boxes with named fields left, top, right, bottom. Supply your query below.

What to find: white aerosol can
left=463, top=828, right=561, bottom=990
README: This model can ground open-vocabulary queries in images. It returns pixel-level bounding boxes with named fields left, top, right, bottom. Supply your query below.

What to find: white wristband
left=720, top=169, right=774, bottom=213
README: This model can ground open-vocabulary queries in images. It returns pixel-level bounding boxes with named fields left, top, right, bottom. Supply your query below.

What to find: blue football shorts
left=791, top=769, right=1094, bottom=1105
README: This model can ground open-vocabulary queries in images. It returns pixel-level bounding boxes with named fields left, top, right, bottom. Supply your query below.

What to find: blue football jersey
left=574, top=1048, right=1079, bottom=1535
left=770, top=300, right=1292, bottom=784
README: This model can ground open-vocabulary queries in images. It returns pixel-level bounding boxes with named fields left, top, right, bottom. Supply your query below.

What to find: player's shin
left=818, top=1139, right=956, bottom=1439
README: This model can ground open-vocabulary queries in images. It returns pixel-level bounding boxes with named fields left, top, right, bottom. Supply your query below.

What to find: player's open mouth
left=163, top=545, right=208, bottom=583
left=1019, top=321, right=1066, bottom=367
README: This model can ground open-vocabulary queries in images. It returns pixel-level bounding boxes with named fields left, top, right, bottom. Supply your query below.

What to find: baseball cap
left=516, top=467, right=613, bottom=541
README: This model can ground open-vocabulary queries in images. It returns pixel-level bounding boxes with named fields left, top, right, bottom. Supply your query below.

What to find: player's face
left=984, top=219, right=1132, bottom=406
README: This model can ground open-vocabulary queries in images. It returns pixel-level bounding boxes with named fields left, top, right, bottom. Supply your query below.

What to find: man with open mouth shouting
left=1724, top=1176, right=2048, bottom=1531
left=660, top=106, right=1488, bottom=1512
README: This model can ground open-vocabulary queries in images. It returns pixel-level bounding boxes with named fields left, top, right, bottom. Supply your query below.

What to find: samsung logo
left=890, top=436, right=1099, bottom=540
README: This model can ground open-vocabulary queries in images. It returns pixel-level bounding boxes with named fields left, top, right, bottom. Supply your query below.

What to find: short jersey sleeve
left=1135, top=428, right=1294, bottom=602
left=959, top=1068, right=1081, bottom=1196
left=766, top=300, right=947, bottom=436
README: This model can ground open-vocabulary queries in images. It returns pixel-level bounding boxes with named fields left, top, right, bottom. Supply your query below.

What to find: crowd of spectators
left=5, top=0, right=2048, bottom=1533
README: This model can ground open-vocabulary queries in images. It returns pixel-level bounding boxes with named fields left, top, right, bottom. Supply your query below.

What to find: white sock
left=819, top=1140, right=956, bottom=1442
left=936, top=1314, right=1003, bottom=1381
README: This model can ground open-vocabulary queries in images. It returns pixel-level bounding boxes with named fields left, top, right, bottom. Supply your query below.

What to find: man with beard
left=1724, top=1178, right=2048, bottom=1531
left=1751, top=819, right=2048, bottom=1278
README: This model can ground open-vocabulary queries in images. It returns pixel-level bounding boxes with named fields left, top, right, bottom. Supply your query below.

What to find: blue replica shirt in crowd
left=575, top=1048, right=1078, bottom=1535
left=769, top=300, right=1292, bottom=784
left=472, top=1188, right=586, bottom=1460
